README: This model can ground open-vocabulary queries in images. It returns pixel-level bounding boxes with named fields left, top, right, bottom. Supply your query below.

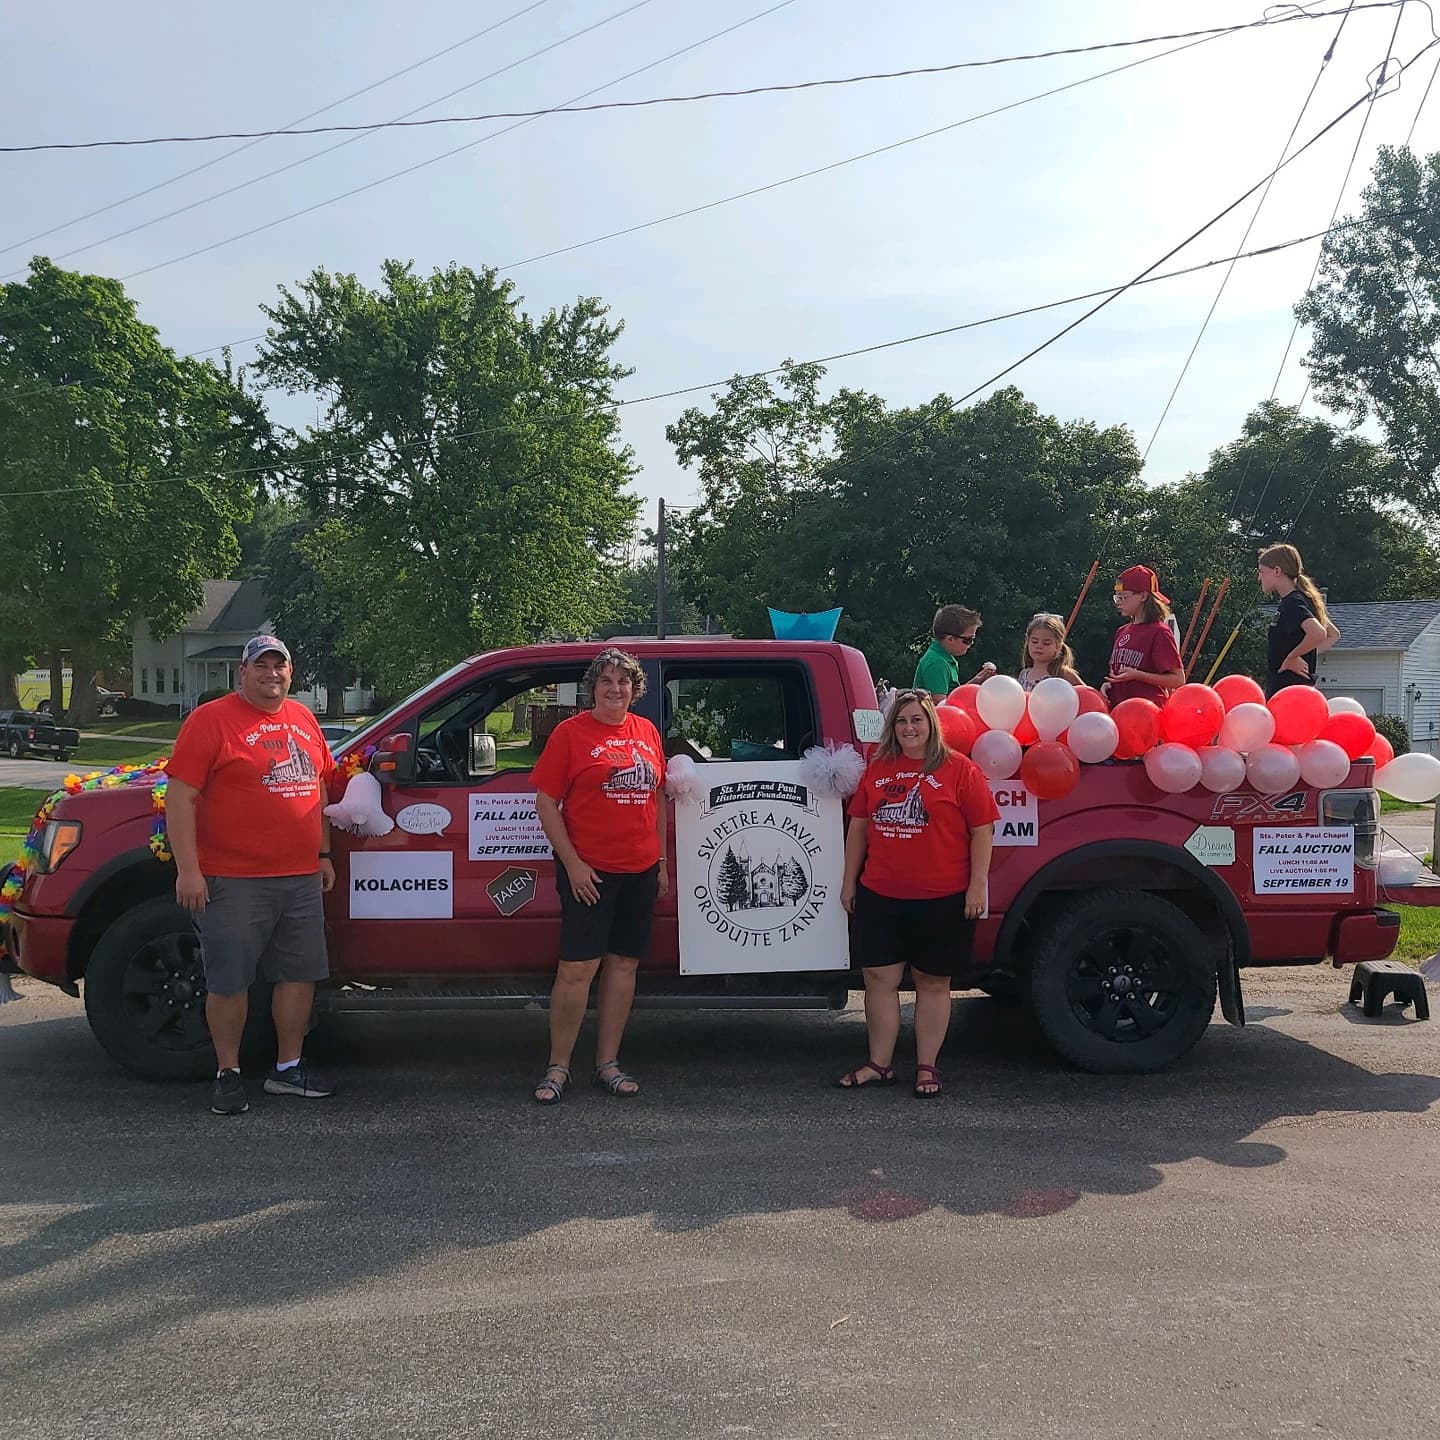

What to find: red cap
left=1115, top=565, right=1169, bottom=605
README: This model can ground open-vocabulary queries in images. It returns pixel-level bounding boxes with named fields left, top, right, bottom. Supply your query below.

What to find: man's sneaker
left=211, top=1069, right=249, bottom=1115
left=263, top=1060, right=336, bottom=1099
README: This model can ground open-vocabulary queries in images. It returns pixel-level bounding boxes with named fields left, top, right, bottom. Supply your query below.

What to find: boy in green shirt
left=913, top=604, right=993, bottom=698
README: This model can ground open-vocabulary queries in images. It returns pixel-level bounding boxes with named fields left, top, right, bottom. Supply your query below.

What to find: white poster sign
left=989, top=780, right=1040, bottom=846
left=349, top=852, right=454, bottom=919
left=676, top=762, right=848, bottom=975
left=1252, top=827, right=1354, bottom=894
left=468, top=792, right=552, bottom=861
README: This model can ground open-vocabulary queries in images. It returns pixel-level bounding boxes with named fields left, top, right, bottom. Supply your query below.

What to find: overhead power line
left=0, top=0, right=558, bottom=259
left=5, top=205, right=1436, bottom=499
left=0, top=3, right=1411, bottom=154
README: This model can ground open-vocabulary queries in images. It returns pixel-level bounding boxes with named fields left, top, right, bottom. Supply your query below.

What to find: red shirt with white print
left=531, top=710, right=666, bottom=873
left=847, top=751, right=1000, bottom=900
left=1107, top=621, right=1183, bottom=706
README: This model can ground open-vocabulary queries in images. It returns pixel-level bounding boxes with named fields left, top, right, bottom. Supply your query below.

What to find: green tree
left=1296, top=145, right=1440, bottom=513
left=0, top=259, right=272, bottom=722
left=717, top=846, right=749, bottom=910
left=255, top=261, right=639, bottom=695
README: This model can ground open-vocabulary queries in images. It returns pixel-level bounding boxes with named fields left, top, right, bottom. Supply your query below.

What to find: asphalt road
left=3, top=970, right=1438, bottom=1440
left=0, top=759, right=76, bottom=790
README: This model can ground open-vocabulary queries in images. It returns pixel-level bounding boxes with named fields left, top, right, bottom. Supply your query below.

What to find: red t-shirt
left=847, top=752, right=1000, bottom=900
left=167, top=693, right=336, bottom=878
left=531, top=711, right=666, bottom=873
left=1107, top=621, right=1183, bottom=706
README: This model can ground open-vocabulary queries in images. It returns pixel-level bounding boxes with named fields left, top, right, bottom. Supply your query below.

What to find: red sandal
left=913, top=1063, right=943, bottom=1100
left=836, top=1060, right=896, bottom=1089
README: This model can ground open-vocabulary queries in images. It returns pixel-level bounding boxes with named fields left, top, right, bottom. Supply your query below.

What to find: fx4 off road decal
left=1209, top=790, right=1313, bottom=824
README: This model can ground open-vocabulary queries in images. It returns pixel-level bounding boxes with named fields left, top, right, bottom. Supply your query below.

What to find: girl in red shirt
left=838, top=690, right=998, bottom=1099
left=1103, top=564, right=1185, bottom=707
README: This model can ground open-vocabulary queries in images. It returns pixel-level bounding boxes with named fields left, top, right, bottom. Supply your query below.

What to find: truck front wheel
left=83, top=896, right=273, bottom=1082
left=7, top=737, right=22, bottom=758
left=1027, top=890, right=1217, bottom=1074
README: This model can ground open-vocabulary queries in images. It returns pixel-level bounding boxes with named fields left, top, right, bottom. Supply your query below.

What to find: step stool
left=1348, top=960, right=1430, bottom=1020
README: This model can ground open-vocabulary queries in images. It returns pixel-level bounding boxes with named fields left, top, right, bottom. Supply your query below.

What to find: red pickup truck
left=3, top=638, right=1417, bottom=1081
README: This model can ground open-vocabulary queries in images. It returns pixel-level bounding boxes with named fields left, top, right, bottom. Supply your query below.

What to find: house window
left=140, top=668, right=149, bottom=695
left=173, top=667, right=181, bottom=694
left=155, top=668, right=165, bottom=695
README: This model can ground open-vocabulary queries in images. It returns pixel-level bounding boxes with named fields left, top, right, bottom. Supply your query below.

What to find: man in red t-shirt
left=166, top=635, right=337, bottom=1116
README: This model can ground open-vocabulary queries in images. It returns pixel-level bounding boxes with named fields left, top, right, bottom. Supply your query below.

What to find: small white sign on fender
left=989, top=780, right=1039, bottom=847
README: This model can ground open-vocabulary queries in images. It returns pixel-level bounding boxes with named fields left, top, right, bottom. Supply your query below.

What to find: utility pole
left=656, top=497, right=667, bottom=640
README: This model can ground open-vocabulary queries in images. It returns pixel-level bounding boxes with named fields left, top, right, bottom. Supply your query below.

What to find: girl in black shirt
left=1257, top=543, right=1340, bottom=697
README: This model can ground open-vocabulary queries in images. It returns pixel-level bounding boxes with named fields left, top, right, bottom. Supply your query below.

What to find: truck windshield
left=339, top=659, right=481, bottom=754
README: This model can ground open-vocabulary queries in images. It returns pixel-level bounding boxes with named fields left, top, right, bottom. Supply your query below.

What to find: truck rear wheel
left=83, top=896, right=273, bottom=1082
left=7, top=737, right=21, bottom=758
left=1027, top=890, right=1217, bottom=1074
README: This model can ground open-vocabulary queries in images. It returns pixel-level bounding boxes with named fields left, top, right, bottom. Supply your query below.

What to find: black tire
left=83, top=895, right=274, bottom=1082
left=978, top=974, right=1026, bottom=1006
left=1027, top=890, right=1218, bottom=1074
left=7, top=737, right=22, bottom=759
left=56, top=750, right=70, bottom=761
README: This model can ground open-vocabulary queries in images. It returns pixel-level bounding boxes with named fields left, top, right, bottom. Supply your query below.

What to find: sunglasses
left=891, top=689, right=929, bottom=705
left=946, top=633, right=977, bottom=646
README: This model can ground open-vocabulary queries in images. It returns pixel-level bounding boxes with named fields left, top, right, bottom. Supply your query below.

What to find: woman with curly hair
left=530, top=647, right=668, bottom=1104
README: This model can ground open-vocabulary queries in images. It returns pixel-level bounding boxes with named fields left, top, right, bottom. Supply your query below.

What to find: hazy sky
left=5, top=1, right=1436, bottom=530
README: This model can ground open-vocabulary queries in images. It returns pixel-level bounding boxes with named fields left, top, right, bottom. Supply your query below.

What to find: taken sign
left=676, top=761, right=848, bottom=975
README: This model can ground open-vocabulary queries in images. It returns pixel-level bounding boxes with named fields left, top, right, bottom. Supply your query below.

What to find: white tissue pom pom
left=323, top=771, right=396, bottom=837
left=799, top=741, right=866, bottom=797
left=665, top=754, right=704, bottom=806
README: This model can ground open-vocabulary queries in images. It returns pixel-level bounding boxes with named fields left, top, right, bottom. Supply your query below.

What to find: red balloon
left=1372, top=733, right=1395, bottom=768
left=1213, top=674, right=1266, bottom=711
left=1013, top=709, right=1039, bottom=747
left=1074, top=686, right=1109, bottom=715
left=946, top=684, right=982, bottom=719
left=1020, top=740, right=1080, bottom=800
left=934, top=704, right=978, bottom=756
left=1111, top=698, right=1162, bottom=761
left=1321, top=711, right=1377, bottom=761
left=1268, top=686, right=1330, bottom=746
left=1159, top=683, right=1225, bottom=749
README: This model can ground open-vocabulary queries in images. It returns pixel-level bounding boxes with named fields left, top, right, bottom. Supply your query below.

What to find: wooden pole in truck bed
left=657, top=497, right=667, bottom=640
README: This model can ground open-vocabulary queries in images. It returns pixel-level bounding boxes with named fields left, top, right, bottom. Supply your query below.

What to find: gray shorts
left=198, top=874, right=329, bottom=996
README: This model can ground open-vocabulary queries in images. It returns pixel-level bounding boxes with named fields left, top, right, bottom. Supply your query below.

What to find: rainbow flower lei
left=0, top=759, right=171, bottom=956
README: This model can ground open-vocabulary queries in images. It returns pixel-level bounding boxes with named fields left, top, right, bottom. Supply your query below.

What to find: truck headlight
left=35, top=819, right=83, bottom=874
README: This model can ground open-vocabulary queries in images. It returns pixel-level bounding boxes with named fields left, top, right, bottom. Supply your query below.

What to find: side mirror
left=371, top=731, right=413, bottom=784
left=470, top=728, right=498, bottom=777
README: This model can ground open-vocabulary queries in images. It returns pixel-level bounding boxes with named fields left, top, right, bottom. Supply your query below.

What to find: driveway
left=0, top=759, right=76, bottom=790
left=3, top=968, right=1438, bottom=1440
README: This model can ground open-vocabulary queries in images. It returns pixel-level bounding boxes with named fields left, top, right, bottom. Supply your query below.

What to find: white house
left=132, top=579, right=372, bottom=716
left=1313, top=600, right=1440, bottom=753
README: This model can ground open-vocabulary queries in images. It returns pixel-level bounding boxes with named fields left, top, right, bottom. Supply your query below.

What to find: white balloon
left=1199, top=747, right=1246, bottom=793
left=1029, top=676, right=1080, bottom=742
left=976, top=673, right=1028, bottom=735
left=1068, top=711, right=1119, bottom=764
left=1219, top=702, right=1276, bottom=754
left=1143, top=743, right=1203, bottom=795
left=1327, top=695, right=1367, bottom=717
left=971, top=728, right=1023, bottom=781
left=1245, top=743, right=1300, bottom=794
left=1375, top=751, right=1440, bottom=803
left=1297, top=738, right=1351, bottom=789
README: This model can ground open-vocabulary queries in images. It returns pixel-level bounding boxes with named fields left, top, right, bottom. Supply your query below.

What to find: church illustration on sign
left=604, top=748, right=659, bottom=794
left=871, top=782, right=928, bottom=827
left=716, top=841, right=810, bottom=911
left=263, top=736, right=318, bottom=788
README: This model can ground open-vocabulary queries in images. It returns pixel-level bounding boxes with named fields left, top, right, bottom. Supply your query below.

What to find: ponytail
left=1259, top=542, right=1330, bottom=626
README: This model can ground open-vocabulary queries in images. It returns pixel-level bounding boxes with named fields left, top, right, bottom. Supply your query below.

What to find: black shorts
left=555, top=862, right=660, bottom=963
left=850, top=883, right=975, bottom=977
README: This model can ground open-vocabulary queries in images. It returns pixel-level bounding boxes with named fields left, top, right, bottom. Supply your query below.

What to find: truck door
left=328, top=662, right=595, bottom=980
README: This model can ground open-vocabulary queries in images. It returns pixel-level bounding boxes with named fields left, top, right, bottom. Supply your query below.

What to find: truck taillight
left=26, top=728, right=35, bottom=740
left=1320, top=788, right=1379, bottom=869
left=35, top=819, right=83, bottom=874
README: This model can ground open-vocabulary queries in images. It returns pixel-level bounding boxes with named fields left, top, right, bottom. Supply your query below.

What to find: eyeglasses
left=949, top=633, right=977, bottom=646
left=1029, top=613, right=1063, bottom=625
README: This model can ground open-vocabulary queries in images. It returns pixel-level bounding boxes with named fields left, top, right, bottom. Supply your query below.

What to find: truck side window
left=661, top=665, right=818, bottom=762
left=413, top=666, right=588, bottom=783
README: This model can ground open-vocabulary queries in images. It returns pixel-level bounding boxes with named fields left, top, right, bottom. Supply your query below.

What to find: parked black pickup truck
left=0, top=710, right=79, bottom=760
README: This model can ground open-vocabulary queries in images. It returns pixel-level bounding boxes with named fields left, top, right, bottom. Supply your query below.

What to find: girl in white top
left=1017, top=612, right=1084, bottom=692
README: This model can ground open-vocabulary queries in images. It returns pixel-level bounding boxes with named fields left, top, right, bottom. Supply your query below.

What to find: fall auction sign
left=676, top=762, right=849, bottom=976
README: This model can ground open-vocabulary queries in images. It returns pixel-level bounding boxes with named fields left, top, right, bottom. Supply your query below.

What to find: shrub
left=1373, top=712, right=1410, bottom=755
left=196, top=688, right=230, bottom=706
left=115, top=697, right=181, bottom=718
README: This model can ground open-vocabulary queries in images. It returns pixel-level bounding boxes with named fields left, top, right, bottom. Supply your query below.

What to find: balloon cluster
left=933, top=674, right=1440, bottom=804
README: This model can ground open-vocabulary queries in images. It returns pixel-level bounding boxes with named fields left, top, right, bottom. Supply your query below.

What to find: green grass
left=82, top=717, right=182, bottom=739
left=67, top=741, right=170, bottom=769
left=496, top=742, right=539, bottom=771
left=0, top=787, right=50, bottom=861
left=1393, top=906, right=1440, bottom=964
left=1380, top=796, right=1429, bottom=815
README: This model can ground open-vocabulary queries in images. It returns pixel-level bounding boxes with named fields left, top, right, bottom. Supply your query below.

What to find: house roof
left=185, top=578, right=269, bottom=635
left=187, top=645, right=244, bottom=661
left=1328, top=600, right=1440, bottom=650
